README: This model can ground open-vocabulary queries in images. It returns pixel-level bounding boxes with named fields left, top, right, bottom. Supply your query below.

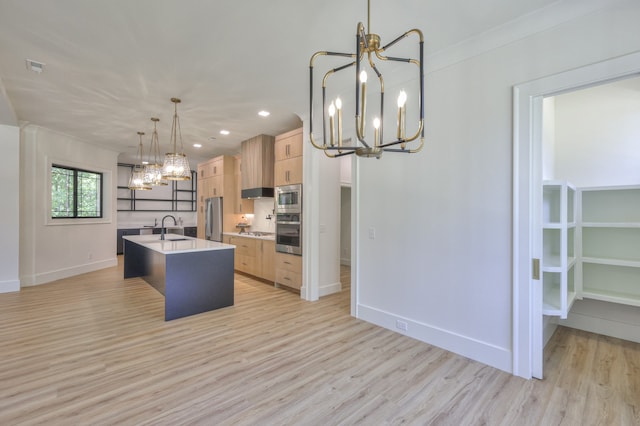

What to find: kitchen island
left=123, top=234, right=235, bottom=320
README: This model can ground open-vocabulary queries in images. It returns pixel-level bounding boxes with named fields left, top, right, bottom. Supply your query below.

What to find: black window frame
left=51, top=164, right=104, bottom=219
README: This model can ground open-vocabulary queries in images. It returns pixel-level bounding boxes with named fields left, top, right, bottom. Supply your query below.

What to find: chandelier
left=309, top=0, right=424, bottom=159
left=161, top=97, right=191, bottom=180
left=128, top=131, right=152, bottom=190
left=143, top=117, right=168, bottom=186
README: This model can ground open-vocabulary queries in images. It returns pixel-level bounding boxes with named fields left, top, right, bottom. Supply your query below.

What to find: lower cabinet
left=184, top=226, right=197, bottom=238
left=260, top=240, right=276, bottom=282
left=117, top=229, right=140, bottom=255
left=225, top=235, right=274, bottom=282
left=275, top=252, right=302, bottom=290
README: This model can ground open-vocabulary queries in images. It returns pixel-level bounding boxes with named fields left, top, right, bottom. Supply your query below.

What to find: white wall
left=553, top=78, right=640, bottom=186
left=0, top=124, right=20, bottom=292
left=354, top=1, right=640, bottom=373
left=20, top=125, right=119, bottom=286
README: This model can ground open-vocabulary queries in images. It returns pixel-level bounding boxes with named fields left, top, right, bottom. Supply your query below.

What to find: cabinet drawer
left=275, top=252, right=302, bottom=273
left=276, top=268, right=302, bottom=290
left=236, top=254, right=257, bottom=275
left=229, top=236, right=257, bottom=256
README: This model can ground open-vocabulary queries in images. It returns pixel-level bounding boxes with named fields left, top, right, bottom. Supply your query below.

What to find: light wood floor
left=1, top=261, right=638, bottom=425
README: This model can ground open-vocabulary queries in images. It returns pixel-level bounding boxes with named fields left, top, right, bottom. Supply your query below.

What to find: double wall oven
left=275, top=184, right=302, bottom=255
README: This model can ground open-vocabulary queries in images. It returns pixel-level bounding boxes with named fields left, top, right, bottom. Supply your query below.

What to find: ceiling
left=0, top=0, right=559, bottom=165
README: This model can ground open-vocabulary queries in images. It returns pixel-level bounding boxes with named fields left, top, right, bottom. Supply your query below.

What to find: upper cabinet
left=241, top=134, right=275, bottom=198
left=274, top=127, right=303, bottom=186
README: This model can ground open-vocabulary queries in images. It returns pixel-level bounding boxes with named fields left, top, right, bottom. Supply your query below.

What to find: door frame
left=512, top=51, right=640, bottom=379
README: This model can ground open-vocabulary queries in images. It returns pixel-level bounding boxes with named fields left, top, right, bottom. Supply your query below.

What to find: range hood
left=241, top=187, right=274, bottom=199
left=241, top=134, right=275, bottom=199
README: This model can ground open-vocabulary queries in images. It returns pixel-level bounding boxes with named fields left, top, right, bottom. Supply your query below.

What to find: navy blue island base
left=123, top=236, right=235, bottom=321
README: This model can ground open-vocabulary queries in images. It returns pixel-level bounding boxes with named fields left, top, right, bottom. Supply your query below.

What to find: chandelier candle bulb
left=336, top=97, right=343, bottom=146
left=397, top=90, right=407, bottom=140
left=373, top=117, right=380, bottom=147
left=359, top=70, right=367, bottom=137
left=328, top=101, right=336, bottom=146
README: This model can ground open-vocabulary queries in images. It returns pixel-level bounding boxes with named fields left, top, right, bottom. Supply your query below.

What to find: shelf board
left=542, top=221, right=576, bottom=229
left=582, top=222, right=640, bottom=228
left=542, top=256, right=576, bottom=271
left=582, top=257, right=640, bottom=268
left=582, top=290, right=640, bottom=307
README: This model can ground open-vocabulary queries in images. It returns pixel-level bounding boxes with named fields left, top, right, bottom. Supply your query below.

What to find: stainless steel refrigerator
left=205, top=197, right=223, bottom=242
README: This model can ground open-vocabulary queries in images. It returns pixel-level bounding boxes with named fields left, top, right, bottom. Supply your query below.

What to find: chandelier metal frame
left=309, top=0, right=425, bottom=159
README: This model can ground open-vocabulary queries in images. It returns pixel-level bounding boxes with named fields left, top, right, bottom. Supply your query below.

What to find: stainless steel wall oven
left=275, top=184, right=302, bottom=255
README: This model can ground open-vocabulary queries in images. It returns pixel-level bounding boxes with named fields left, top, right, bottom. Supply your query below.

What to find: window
left=51, top=165, right=103, bottom=218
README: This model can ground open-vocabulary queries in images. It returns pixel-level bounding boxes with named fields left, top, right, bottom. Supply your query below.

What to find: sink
left=164, top=238, right=189, bottom=241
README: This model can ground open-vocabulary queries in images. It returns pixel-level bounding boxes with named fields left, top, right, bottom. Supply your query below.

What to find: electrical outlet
left=368, top=227, right=376, bottom=239
left=88, top=252, right=93, bottom=260
left=396, top=320, right=408, bottom=331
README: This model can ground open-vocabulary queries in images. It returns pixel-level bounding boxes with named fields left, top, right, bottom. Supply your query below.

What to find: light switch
left=368, top=227, right=375, bottom=239
left=319, top=224, right=326, bottom=233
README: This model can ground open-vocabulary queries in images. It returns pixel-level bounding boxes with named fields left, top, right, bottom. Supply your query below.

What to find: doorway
left=512, top=52, right=640, bottom=379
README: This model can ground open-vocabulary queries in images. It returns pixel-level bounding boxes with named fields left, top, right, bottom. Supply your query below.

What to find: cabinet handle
left=284, top=277, right=291, bottom=281
left=284, top=261, right=291, bottom=265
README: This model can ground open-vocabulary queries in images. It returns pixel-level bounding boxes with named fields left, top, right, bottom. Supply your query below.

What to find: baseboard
left=0, top=279, right=20, bottom=293
left=21, top=258, right=118, bottom=287
left=319, top=280, right=342, bottom=297
left=559, top=311, right=640, bottom=344
left=357, top=304, right=512, bottom=373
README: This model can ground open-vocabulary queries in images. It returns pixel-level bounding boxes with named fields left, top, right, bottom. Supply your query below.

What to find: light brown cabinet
left=275, top=127, right=303, bottom=161
left=260, top=240, right=276, bottom=282
left=196, top=155, right=237, bottom=239
left=228, top=235, right=258, bottom=276
left=274, top=127, right=303, bottom=186
left=275, top=252, right=302, bottom=290
left=234, top=155, right=254, bottom=214
left=226, top=234, right=275, bottom=282
left=275, top=157, right=302, bottom=186
left=241, top=134, right=275, bottom=195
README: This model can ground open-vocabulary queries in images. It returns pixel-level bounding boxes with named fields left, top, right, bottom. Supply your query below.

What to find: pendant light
left=161, top=97, right=191, bottom=180
left=308, top=0, right=425, bottom=159
left=128, top=131, right=152, bottom=190
left=143, top=117, right=168, bottom=186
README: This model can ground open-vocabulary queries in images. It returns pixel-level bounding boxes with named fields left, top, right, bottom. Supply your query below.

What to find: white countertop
left=123, top=234, right=234, bottom=255
left=223, top=232, right=275, bottom=241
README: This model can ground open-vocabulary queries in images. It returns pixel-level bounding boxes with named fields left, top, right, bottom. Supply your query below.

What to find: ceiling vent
left=25, top=59, right=45, bottom=73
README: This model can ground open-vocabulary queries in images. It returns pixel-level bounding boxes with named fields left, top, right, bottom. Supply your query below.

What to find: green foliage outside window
left=51, top=165, right=102, bottom=218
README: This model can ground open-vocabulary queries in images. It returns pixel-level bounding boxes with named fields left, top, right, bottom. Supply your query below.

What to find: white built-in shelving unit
left=578, top=185, right=640, bottom=307
left=542, top=181, right=577, bottom=318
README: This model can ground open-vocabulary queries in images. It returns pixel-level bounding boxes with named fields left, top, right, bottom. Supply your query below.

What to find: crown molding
left=427, top=0, right=627, bottom=73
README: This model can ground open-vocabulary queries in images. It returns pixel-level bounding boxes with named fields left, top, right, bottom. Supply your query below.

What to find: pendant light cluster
left=128, top=98, right=191, bottom=190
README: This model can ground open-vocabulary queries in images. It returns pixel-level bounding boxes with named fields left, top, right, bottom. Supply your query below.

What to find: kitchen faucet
left=161, top=215, right=177, bottom=240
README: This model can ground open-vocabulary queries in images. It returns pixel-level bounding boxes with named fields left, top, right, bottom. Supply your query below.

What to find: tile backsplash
left=247, top=198, right=276, bottom=232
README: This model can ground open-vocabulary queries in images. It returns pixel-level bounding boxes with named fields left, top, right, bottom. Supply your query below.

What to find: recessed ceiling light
left=25, top=59, right=45, bottom=73
left=142, top=161, right=149, bottom=165
left=193, top=143, right=202, bottom=148
left=258, top=110, right=270, bottom=117
left=220, top=130, right=230, bottom=135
